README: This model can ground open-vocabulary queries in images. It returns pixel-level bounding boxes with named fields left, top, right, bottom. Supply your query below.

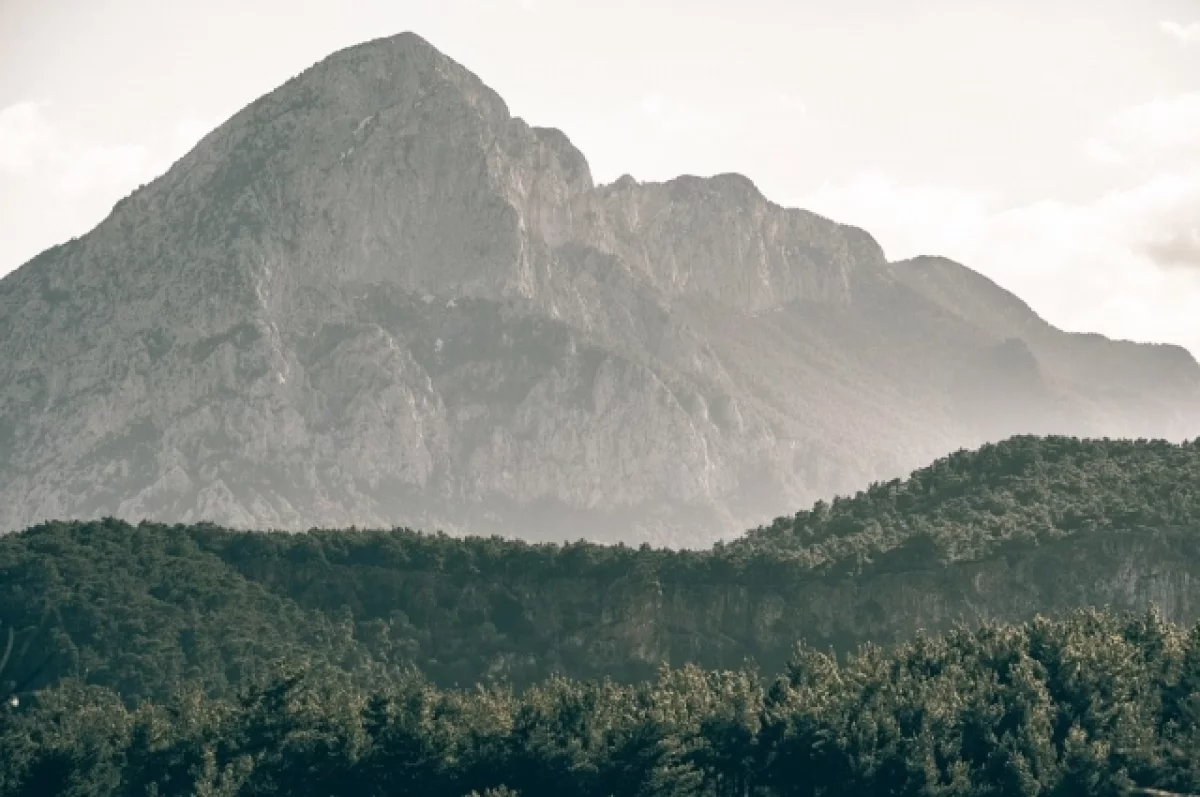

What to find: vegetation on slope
left=0, top=436, right=1199, bottom=793
left=738, top=436, right=1200, bottom=570
left=3, top=608, right=1200, bottom=796
left=2, top=437, right=1200, bottom=705
left=0, top=521, right=385, bottom=703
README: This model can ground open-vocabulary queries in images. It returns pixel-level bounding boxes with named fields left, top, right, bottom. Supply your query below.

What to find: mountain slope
left=737, top=435, right=1200, bottom=564
left=0, top=33, right=1197, bottom=544
left=891, top=255, right=1200, bottom=435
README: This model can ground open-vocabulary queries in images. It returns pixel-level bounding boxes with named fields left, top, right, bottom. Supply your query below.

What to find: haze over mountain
left=1, top=32, right=1197, bottom=545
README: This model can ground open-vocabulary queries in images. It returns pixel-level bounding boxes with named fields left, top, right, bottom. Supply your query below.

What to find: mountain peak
left=317, top=30, right=475, bottom=78
left=361, top=30, right=438, bottom=50
left=0, top=34, right=1197, bottom=541
left=314, top=30, right=445, bottom=64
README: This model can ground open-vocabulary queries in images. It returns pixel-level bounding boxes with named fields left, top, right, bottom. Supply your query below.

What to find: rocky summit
left=1, top=33, right=1197, bottom=545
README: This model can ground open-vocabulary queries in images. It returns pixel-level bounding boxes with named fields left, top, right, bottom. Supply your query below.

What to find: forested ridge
left=3, top=436, right=1199, bottom=698
left=2, top=435, right=1200, bottom=794
left=737, top=436, right=1200, bottom=569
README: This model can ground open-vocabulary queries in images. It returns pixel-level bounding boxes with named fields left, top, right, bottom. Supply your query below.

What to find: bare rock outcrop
left=1, top=32, right=1197, bottom=544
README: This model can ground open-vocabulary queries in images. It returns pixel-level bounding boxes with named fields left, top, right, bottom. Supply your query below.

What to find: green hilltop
left=737, top=435, right=1200, bottom=568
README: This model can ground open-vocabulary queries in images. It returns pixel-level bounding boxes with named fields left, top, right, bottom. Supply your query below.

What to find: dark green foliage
left=2, top=435, right=1200, bottom=793
left=3, top=436, right=1200, bottom=704
left=740, top=435, right=1200, bottom=568
left=0, top=518, right=385, bottom=703
left=2, top=611, right=1199, bottom=796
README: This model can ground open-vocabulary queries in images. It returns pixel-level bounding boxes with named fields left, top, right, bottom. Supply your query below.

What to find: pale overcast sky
left=2, top=0, right=1199, bottom=356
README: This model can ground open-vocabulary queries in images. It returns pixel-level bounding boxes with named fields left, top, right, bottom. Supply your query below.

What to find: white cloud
left=756, top=91, right=1200, bottom=354
left=635, top=92, right=733, bottom=139
left=0, top=101, right=158, bottom=192
left=0, top=102, right=52, bottom=174
left=639, top=93, right=664, bottom=117
left=1082, top=137, right=1127, bottom=166
left=803, top=172, right=997, bottom=260
left=560, top=84, right=810, bottom=186
left=798, top=166, right=1200, bottom=358
left=0, top=102, right=214, bottom=276
left=1160, top=20, right=1200, bottom=42
left=773, top=92, right=806, bottom=114
left=1085, top=92, right=1200, bottom=169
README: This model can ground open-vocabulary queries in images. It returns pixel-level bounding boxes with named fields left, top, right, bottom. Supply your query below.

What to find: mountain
left=1, top=33, right=1197, bottom=544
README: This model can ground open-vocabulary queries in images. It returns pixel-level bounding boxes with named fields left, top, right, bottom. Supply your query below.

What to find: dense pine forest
left=2, top=435, right=1200, bottom=794
left=4, top=609, right=1200, bottom=796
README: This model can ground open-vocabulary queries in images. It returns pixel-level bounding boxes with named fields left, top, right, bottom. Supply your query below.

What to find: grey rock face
left=1, top=32, right=1198, bottom=545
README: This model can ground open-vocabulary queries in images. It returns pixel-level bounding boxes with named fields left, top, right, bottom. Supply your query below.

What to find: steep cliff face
left=641, top=528, right=1200, bottom=673
left=1, top=32, right=1198, bottom=544
left=414, top=527, right=1200, bottom=683
left=568, top=173, right=882, bottom=312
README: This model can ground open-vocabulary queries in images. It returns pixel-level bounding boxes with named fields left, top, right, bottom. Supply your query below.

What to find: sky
left=2, top=0, right=1199, bottom=357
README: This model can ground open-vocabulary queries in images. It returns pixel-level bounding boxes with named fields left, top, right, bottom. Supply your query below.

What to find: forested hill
left=2, top=436, right=1200, bottom=707
left=737, top=436, right=1200, bottom=568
